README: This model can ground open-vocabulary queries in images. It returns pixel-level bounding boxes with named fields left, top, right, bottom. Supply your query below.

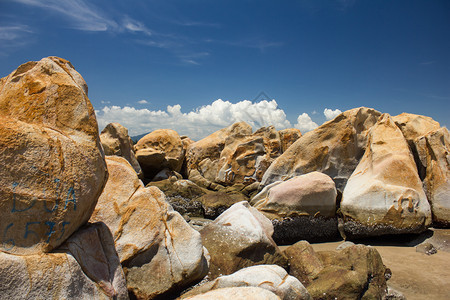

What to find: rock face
left=200, top=201, right=287, bottom=279
left=0, top=222, right=128, bottom=300
left=261, top=107, right=382, bottom=192
left=181, top=265, right=311, bottom=300
left=252, top=172, right=337, bottom=218
left=341, top=114, right=432, bottom=237
left=414, top=127, right=450, bottom=226
left=186, top=122, right=285, bottom=187
left=251, top=172, right=339, bottom=244
left=0, top=57, right=108, bottom=254
left=393, top=113, right=441, bottom=143
left=284, top=241, right=388, bottom=299
left=90, top=156, right=209, bottom=299
left=134, top=129, right=185, bottom=181
left=100, top=122, right=143, bottom=178
left=278, top=128, right=302, bottom=152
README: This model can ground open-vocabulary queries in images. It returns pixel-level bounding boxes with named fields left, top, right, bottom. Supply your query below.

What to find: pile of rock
left=1, top=56, right=448, bottom=299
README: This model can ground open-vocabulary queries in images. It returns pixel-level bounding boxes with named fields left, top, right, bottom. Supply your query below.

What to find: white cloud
left=96, top=99, right=293, bottom=140
left=137, top=100, right=148, bottom=104
left=323, top=108, right=342, bottom=120
left=294, top=113, right=318, bottom=133
left=123, top=16, right=151, bottom=35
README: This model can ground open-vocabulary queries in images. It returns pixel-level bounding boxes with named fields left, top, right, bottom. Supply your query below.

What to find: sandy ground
left=308, top=229, right=450, bottom=300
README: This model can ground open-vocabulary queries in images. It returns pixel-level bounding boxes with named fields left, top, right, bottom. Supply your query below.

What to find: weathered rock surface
left=186, top=122, right=285, bottom=187
left=252, top=172, right=337, bottom=218
left=261, top=107, right=382, bottom=192
left=181, top=265, right=311, bottom=300
left=278, top=128, right=302, bottom=152
left=183, top=286, right=281, bottom=300
left=0, top=57, right=108, bottom=254
left=414, top=127, right=450, bottom=226
left=200, top=201, right=287, bottom=279
left=147, top=177, right=208, bottom=218
left=134, top=129, right=185, bottom=181
left=393, top=112, right=441, bottom=143
left=341, top=114, right=432, bottom=237
left=90, top=156, right=209, bottom=299
left=100, top=122, right=142, bottom=178
left=0, top=222, right=128, bottom=300
left=284, top=241, right=388, bottom=299
left=252, top=172, right=339, bottom=244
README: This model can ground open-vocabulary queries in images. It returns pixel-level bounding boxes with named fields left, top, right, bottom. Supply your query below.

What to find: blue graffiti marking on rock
left=64, top=187, right=76, bottom=211
left=11, top=182, right=36, bottom=213
left=58, top=221, right=70, bottom=240
left=2, top=223, right=15, bottom=251
left=24, top=221, right=40, bottom=239
left=44, top=221, right=56, bottom=243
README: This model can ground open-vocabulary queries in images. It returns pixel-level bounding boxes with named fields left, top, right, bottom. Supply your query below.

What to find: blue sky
left=1, top=0, right=449, bottom=139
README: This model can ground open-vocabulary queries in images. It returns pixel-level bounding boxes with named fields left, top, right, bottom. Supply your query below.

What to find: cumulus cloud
left=96, top=99, right=293, bottom=140
left=294, top=113, right=319, bottom=133
left=137, top=99, right=148, bottom=104
left=323, top=108, right=342, bottom=120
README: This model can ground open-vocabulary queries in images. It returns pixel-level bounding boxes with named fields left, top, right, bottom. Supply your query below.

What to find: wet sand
left=309, top=230, right=450, bottom=300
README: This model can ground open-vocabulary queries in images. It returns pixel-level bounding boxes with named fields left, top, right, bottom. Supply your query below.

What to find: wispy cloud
left=122, top=16, right=151, bottom=36
left=0, top=24, right=34, bottom=55
left=137, top=100, right=148, bottom=104
left=12, top=0, right=118, bottom=31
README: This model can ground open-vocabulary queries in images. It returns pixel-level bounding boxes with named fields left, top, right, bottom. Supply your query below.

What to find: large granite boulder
left=186, top=122, right=285, bottom=187
left=393, top=112, right=441, bottom=143
left=134, top=129, right=185, bottom=181
left=415, top=127, right=450, bottom=226
left=0, top=222, right=128, bottom=299
left=200, top=201, right=287, bottom=279
left=341, top=114, right=432, bottom=237
left=251, top=172, right=339, bottom=244
left=0, top=57, right=108, bottom=255
left=100, top=122, right=142, bottom=178
left=181, top=265, right=311, bottom=300
left=90, top=156, right=209, bottom=299
left=284, top=241, right=388, bottom=299
left=261, top=107, right=382, bottom=192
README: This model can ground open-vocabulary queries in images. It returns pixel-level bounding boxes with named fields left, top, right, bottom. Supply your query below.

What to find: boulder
left=147, top=178, right=209, bottom=218
left=414, top=127, right=450, bottom=226
left=261, top=107, right=382, bottom=192
left=251, top=172, right=339, bottom=243
left=90, top=156, right=209, bottom=299
left=341, top=114, right=432, bottom=237
left=284, top=241, right=388, bottom=300
left=0, top=57, right=108, bottom=254
left=393, top=112, right=441, bottom=143
left=183, top=287, right=281, bottom=300
left=200, top=201, right=287, bottom=279
left=134, top=129, right=184, bottom=181
left=278, top=128, right=302, bottom=152
left=186, top=123, right=284, bottom=187
left=198, top=190, right=249, bottom=219
left=0, top=222, right=128, bottom=299
left=100, top=122, right=143, bottom=178
left=181, top=265, right=311, bottom=300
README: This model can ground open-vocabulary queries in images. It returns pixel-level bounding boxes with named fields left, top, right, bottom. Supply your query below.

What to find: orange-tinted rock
left=341, top=114, right=432, bottom=237
left=278, top=128, right=302, bottom=152
left=0, top=57, right=107, bottom=254
left=90, top=156, right=209, bottom=299
left=100, top=122, right=142, bottom=178
left=415, top=127, right=450, bottom=226
left=134, top=129, right=184, bottom=181
left=261, top=107, right=382, bottom=192
left=186, top=123, right=284, bottom=187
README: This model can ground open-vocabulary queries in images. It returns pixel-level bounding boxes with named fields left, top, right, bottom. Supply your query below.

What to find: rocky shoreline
left=0, top=57, right=448, bottom=299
